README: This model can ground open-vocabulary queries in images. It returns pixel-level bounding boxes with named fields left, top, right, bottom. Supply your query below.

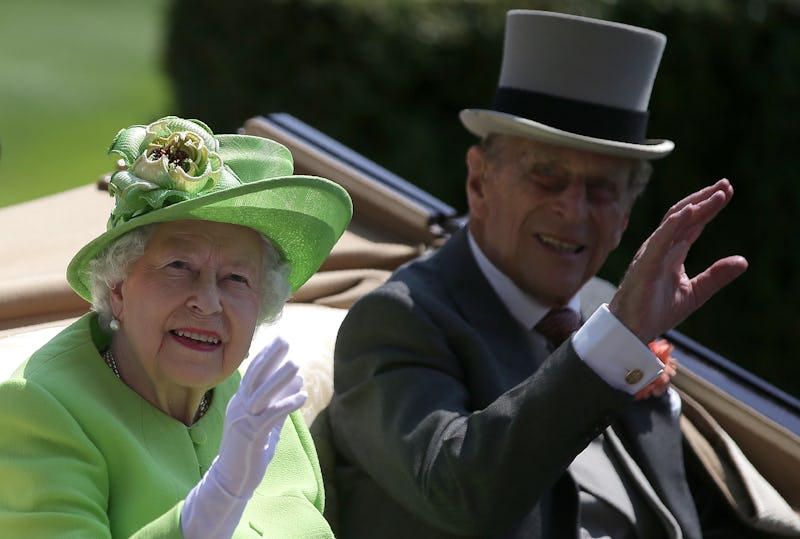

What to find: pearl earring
left=109, top=318, right=120, bottom=331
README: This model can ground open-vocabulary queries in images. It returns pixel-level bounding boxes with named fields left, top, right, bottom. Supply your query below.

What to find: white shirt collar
left=466, top=229, right=580, bottom=329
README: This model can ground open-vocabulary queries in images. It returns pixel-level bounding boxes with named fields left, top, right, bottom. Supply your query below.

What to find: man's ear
left=466, top=145, right=488, bottom=216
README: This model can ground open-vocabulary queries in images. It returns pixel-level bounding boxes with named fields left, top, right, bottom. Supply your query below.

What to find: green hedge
left=166, top=0, right=800, bottom=396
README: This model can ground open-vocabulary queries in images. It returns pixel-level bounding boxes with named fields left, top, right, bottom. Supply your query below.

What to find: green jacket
left=0, top=313, right=333, bottom=538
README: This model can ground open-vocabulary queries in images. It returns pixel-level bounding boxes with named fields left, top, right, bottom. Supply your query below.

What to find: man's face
left=466, top=135, right=636, bottom=307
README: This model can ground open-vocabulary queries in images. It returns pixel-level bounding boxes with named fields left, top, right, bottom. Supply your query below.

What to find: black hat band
left=493, top=87, right=649, bottom=144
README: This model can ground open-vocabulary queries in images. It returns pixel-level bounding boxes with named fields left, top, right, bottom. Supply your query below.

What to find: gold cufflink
left=625, top=369, right=644, bottom=385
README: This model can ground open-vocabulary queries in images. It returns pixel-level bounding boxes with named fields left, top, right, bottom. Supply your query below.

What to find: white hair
left=86, top=223, right=291, bottom=332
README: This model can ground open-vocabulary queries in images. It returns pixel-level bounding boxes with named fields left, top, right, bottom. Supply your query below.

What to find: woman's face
left=110, top=220, right=265, bottom=400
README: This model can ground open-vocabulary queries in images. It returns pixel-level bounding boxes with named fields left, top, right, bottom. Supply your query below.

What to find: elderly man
left=323, top=10, right=750, bottom=539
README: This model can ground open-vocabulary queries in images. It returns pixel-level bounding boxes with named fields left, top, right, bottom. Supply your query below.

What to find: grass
left=0, top=0, right=171, bottom=208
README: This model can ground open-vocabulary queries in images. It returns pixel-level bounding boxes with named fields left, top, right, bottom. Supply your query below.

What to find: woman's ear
left=109, top=282, right=124, bottom=321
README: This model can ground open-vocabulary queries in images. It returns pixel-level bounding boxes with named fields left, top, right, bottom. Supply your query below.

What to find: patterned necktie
left=534, top=307, right=581, bottom=347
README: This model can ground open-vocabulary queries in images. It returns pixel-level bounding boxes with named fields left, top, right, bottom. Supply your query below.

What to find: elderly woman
left=0, top=117, right=352, bottom=537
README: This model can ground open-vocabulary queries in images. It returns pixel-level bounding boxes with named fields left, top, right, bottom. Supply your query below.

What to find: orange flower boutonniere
left=635, top=339, right=678, bottom=400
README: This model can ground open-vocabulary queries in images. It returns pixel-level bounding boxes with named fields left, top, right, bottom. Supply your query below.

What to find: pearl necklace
left=102, top=348, right=211, bottom=421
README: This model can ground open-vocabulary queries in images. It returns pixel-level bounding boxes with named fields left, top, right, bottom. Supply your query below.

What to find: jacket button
left=189, top=426, right=207, bottom=445
left=625, top=369, right=644, bottom=384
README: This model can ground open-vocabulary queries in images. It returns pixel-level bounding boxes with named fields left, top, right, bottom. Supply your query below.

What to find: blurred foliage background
left=3, top=0, right=799, bottom=398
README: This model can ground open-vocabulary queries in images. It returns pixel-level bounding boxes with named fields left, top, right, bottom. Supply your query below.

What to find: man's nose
left=553, top=183, right=588, bottom=223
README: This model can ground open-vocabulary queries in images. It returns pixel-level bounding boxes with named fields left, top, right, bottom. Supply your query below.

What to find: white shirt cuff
left=572, top=304, right=664, bottom=395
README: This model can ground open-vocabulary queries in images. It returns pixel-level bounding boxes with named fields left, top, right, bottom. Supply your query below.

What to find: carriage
left=2, top=114, right=798, bottom=533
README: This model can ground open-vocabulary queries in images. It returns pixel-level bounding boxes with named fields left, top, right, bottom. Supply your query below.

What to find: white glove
left=182, top=337, right=307, bottom=539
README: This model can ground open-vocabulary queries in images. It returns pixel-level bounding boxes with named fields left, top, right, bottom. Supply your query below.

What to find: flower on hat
left=105, top=116, right=252, bottom=228
left=635, top=339, right=678, bottom=400
left=129, top=118, right=222, bottom=194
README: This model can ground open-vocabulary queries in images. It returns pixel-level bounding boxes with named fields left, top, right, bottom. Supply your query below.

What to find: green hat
left=67, top=116, right=352, bottom=299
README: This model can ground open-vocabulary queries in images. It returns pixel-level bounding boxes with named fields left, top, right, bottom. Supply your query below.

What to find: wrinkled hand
left=610, top=179, right=748, bottom=344
left=213, top=336, right=308, bottom=497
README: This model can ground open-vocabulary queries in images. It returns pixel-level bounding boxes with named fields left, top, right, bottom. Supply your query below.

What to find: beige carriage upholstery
left=2, top=116, right=799, bottom=533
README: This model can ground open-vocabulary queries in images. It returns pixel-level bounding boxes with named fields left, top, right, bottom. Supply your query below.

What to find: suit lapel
left=614, top=396, right=703, bottom=539
left=432, top=227, right=541, bottom=377
left=604, top=427, right=684, bottom=539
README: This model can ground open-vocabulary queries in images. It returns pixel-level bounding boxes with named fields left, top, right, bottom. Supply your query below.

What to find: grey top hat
left=460, top=10, right=674, bottom=160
